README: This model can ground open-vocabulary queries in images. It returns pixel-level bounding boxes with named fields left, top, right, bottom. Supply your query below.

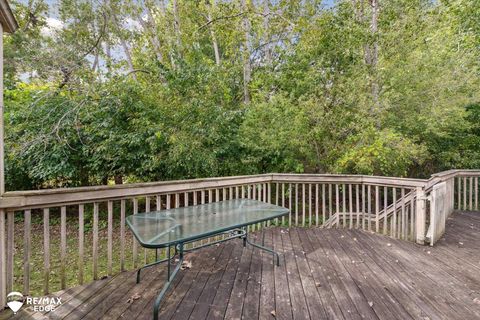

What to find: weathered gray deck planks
left=1, top=211, right=480, bottom=320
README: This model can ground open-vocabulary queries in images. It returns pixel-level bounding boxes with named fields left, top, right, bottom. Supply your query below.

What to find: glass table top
left=126, top=199, right=289, bottom=248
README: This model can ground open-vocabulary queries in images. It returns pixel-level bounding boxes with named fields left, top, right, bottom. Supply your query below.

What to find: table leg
left=136, top=245, right=177, bottom=283
left=153, top=243, right=184, bottom=320
left=244, top=227, right=280, bottom=266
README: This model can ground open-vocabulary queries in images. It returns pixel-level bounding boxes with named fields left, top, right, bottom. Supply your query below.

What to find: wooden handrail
left=0, top=174, right=272, bottom=209
left=0, top=173, right=431, bottom=210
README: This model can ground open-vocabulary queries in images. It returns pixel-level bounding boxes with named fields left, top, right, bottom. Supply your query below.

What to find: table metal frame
left=135, top=225, right=280, bottom=320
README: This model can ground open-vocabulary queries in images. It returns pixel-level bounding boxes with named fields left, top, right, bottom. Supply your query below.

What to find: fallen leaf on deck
left=315, top=282, right=321, bottom=287
left=181, top=260, right=192, bottom=270
left=368, top=301, right=374, bottom=307
left=474, top=297, right=480, bottom=305
left=271, top=310, right=276, bottom=317
left=127, top=293, right=141, bottom=303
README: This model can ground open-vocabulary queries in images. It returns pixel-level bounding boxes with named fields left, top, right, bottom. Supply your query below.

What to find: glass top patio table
left=126, top=199, right=289, bottom=248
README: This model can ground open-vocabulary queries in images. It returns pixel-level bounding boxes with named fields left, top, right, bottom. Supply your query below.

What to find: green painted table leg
left=246, top=232, right=280, bottom=266
left=153, top=243, right=184, bottom=320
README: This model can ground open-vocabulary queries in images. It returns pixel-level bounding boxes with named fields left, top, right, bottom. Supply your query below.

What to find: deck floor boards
left=2, top=211, right=480, bottom=320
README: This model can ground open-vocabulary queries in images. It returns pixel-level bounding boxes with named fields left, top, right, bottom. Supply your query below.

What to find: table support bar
left=136, top=246, right=177, bottom=283
left=153, top=243, right=184, bottom=320
left=243, top=228, right=280, bottom=266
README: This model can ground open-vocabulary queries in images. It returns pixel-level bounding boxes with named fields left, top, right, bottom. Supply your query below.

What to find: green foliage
left=335, top=127, right=427, bottom=177
left=3, top=0, right=480, bottom=190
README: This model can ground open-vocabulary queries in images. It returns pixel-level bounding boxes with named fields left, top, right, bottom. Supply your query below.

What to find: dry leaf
left=368, top=301, right=374, bottom=307
left=270, top=310, right=276, bottom=317
left=315, top=282, right=321, bottom=287
left=127, top=293, right=141, bottom=303
left=181, top=260, right=192, bottom=270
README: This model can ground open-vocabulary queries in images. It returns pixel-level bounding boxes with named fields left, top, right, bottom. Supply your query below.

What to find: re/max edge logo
left=6, top=292, right=62, bottom=313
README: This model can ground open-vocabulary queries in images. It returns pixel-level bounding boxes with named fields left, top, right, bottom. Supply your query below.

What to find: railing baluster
left=268, top=182, right=271, bottom=203
left=281, top=184, right=286, bottom=225
left=349, top=184, right=353, bottom=229
left=295, top=183, right=299, bottom=226
left=308, top=183, right=312, bottom=227
left=401, top=188, right=406, bottom=240
left=355, top=184, right=360, bottom=228
left=361, top=184, right=366, bottom=230
left=383, top=187, right=388, bottom=235
left=475, top=177, right=479, bottom=210
left=315, top=184, right=319, bottom=227
left=132, top=199, right=139, bottom=268
left=342, top=184, right=346, bottom=227
left=367, top=185, right=372, bottom=231
left=289, top=183, right=292, bottom=226
left=322, top=184, right=326, bottom=227
left=302, top=183, right=306, bottom=227
left=457, top=176, right=461, bottom=210
left=469, top=177, right=473, bottom=211
left=410, top=191, right=415, bottom=240
left=375, top=186, right=379, bottom=233
left=108, top=200, right=113, bottom=274
left=43, top=208, right=50, bottom=294
left=335, top=184, right=340, bottom=227
left=463, top=177, right=467, bottom=210
left=93, top=202, right=99, bottom=280
left=392, top=189, right=397, bottom=238
left=60, top=206, right=67, bottom=289
left=120, top=200, right=126, bottom=271
left=79, top=204, right=84, bottom=284
left=23, top=209, right=31, bottom=295
left=6, top=211, right=13, bottom=294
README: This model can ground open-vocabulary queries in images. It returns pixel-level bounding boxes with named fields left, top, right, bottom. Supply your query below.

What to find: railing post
left=415, top=187, right=426, bottom=245
left=0, top=208, right=5, bottom=309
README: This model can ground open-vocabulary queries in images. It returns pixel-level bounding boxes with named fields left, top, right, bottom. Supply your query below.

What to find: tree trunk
left=207, top=0, right=221, bottom=65
left=114, top=175, right=123, bottom=185
left=160, top=0, right=177, bottom=69
left=263, top=0, right=272, bottom=65
left=92, top=48, right=99, bottom=72
left=241, top=0, right=251, bottom=104
left=120, top=38, right=137, bottom=81
left=138, top=12, right=164, bottom=64
left=370, top=0, right=379, bottom=121
left=173, top=0, right=182, bottom=54
left=105, top=41, right=112, bottom=73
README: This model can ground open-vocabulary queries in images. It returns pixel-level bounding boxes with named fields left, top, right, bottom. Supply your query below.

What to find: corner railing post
left=415, top=187, right=426, bottom=245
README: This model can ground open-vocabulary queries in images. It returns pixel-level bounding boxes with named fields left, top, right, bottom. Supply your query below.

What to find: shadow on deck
left=2, top=211, right=480, bottom=320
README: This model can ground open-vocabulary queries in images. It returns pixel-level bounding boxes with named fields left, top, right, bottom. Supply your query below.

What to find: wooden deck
left=2, top=211, right=480, bottom=320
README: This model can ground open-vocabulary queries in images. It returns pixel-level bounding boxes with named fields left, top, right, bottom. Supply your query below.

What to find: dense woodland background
left=3, top=0, right=480, bottom=190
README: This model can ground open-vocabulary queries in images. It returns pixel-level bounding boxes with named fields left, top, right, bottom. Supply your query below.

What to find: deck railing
left=0, top=170, right=479, bottom=308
